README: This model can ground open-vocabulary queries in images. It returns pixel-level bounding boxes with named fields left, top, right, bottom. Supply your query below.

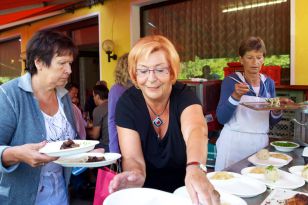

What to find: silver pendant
left=153, top=116, right=163, bottom=127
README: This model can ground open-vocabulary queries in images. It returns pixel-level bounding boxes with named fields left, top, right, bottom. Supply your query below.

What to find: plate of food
left=248, top=149, right=292, bottom=168
left=288, top=165, right=308, bottom=182
left=260, top=189, right=308, bottom=205
left=270, top=141, right=300, bottom=152
left=241, top=166, right=305, bottom=189
left=173, top=186, right=247, bottom=205
left=104, top=188, right=192, bottom=205
left=207, top=171, right=266, bottom=198
left=54, top=152, right=121, bottom=167
left=39, top=139, right=99, bottom=157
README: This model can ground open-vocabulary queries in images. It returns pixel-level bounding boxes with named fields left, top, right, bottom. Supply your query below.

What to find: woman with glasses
left=109, top=35, right=219, bottom=205
left=215, top=36, right=292, bottom=171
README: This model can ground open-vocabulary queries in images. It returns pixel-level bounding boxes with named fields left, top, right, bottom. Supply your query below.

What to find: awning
left=0, top=0, right=90, bottom=31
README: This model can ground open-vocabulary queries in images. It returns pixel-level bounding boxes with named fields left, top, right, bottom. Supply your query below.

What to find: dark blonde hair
left=114, top=53, right=130, bottom=87
left=239, top=36, right=266, bottom=57
left=128, top=35, right=180, bottom=86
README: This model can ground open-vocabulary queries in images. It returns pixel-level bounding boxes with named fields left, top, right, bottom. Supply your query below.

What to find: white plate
left=270, top=141, right=299, bottom=152
left=54, top=152, right=121, bottom=167
left=289, top=165, right=308, bottom=182
left=248, top=152, right=292, bottom=168
left=207, top=172, right=266, bottom=198
left=241, top=166, right=305, bottom=189
left=173, top=186, right=247, bottom=205
left=39, top=140, right=99, bottom=157
left=104, top=188, right=192, bottom=205
left=260, top=188, right=308, bottom=205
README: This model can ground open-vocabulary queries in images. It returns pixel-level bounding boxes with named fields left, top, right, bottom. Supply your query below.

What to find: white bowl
left=270, top=141, right=300, bottom=152
left=303, top=147, right=308, bottom=163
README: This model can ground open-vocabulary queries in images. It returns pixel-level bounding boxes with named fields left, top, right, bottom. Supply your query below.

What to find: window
left=0, top=37, right=22, bottom=83
left=141, top=0, right=290, bottom=79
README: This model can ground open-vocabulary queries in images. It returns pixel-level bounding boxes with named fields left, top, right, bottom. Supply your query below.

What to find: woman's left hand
left=279, top=97, right=294, bottom=105
left=185, top=166, right=220, bottom=205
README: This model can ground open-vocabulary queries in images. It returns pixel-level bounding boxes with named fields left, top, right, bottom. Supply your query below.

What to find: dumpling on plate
left=210, top=172, right=234, bottom=180
left=302, top=165, right=308, bottom=179
left=256, top=149, right=270, bottom=160
left=250, top=167, right=265, bottom=174
left=265, top=165, right=280, bottom=182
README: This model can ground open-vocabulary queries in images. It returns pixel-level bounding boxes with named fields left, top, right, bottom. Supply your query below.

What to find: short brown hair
left=239, top=36, right=266, bottom=57
left=128, top=35, right=180, bottom=86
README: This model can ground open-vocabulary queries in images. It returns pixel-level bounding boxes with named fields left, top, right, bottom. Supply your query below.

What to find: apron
left=215, top=73, right=271, bottom=171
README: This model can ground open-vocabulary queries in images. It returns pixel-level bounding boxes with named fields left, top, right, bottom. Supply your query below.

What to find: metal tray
left=240, top=102, right=308, bottom=111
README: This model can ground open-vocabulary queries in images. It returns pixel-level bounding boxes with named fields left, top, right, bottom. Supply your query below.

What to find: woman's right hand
left=232, top=83, right=250, bottom=100
left=2, top=141, right=58, bottom=167
left=108, top=171, right=145, bottom=193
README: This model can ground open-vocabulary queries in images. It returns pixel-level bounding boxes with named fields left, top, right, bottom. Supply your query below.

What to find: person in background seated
left=202, top=65, right=220, bottom=80
left=0, top=30, right=78, bottom=204
left=108, top=53, right=132, bottom=153
left=109, top=35, right=219, bottom=205
left=84, top=80, right=108, bottom=121
left=87, top=84, right=109, bottom=152
left=66, top=82, right=86, bottom=140
left=215, top=36, right=293, bottom=171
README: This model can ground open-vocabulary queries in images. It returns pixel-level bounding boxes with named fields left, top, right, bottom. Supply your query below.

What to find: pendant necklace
left=147, top=99, right=169, bottom=128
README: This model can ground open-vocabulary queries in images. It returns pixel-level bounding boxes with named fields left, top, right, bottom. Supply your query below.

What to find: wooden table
left=223, top=146, right=308, bottom=204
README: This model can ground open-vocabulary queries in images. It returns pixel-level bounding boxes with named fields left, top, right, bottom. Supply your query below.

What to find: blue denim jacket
left=0, top=73, right=77, bottom=205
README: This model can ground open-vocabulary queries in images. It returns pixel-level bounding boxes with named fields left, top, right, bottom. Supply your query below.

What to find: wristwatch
left=186, top=161, right=207, bottom=173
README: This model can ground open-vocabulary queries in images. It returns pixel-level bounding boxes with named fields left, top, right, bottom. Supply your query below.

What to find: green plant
left=179, top=55, right=290, bottom=80
left=0, top=77, right=14, bottom=84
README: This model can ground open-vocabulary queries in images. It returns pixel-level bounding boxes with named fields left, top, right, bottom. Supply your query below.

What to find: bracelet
left=186, top=161, right=207, bottom=173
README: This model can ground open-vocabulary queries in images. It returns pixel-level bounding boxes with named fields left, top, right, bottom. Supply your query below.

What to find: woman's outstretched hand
left=108, top=171, right=145, bottom=193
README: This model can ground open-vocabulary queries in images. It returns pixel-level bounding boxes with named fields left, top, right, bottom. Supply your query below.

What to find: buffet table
left=223, top=146, right=308, bottom=204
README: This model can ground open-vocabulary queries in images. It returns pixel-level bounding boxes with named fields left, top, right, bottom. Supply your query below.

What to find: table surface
left=223, top=146, right=308, bottom=204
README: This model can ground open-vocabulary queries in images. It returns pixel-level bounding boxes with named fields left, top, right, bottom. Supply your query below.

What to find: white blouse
left=35, top=97, right=75, bottom=205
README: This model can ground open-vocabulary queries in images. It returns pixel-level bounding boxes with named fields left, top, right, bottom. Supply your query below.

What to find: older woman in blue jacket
left=0, top=30, right=78, bottom=205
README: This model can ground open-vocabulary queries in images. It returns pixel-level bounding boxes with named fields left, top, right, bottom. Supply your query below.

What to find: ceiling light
left=222, top=0, right=287, bottom=13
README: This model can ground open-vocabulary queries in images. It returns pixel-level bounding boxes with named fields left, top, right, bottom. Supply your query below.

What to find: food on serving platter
left=270, top=153, right=289, bottom=161
left=265, top=165, right=280, bottom=182
left=256, top=149, right=270, bottom=160
left=86, top=156, right=106, bottom=162
left=272, top=141, right=298, bottom=148
left=266, top=97, right=280, bottom=107
left=302, top=165, right=308, bottom=179
left=60, top=139, right=80, bottom=150
left=210, top=172, right=234, bottom=180
left=285, top=193, right=308, bottom=205
left=250, top=167, right=265, bottom=174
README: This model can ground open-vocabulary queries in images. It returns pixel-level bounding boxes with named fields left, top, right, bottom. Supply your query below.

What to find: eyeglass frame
left=135, top=65, right=170, bottom=78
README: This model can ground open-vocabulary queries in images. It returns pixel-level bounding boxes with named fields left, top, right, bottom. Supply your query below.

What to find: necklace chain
left=147, top=99, right=169, bottom=117
left=147, top=99, right=169, bottom=128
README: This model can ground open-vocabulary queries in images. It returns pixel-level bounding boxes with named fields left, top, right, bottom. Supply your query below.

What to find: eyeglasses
left=244, top=55, right=264, bottom=61
left=136, top=66, right=170, bottom=78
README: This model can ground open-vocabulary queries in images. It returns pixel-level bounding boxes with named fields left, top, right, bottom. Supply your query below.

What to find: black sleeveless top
left=116, top=82, right=201, bottom=192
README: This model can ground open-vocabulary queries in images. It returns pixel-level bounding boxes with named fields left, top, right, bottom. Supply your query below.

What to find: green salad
left=272, top=141, right=297, bottom=147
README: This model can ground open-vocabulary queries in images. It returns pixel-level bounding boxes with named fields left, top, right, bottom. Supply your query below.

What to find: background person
left=87, top=84, right=109, bottom=152
left=0, top=30, right=78, bottom=204
left=108, top=53, right=132, bottom=153
left=215, top=36, right=292, bottom=171
left=109, top=35, right=219, bottom=205
left=66, top=82, right=86, bottom=139
left=84, top=80, right=108, bottom=122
